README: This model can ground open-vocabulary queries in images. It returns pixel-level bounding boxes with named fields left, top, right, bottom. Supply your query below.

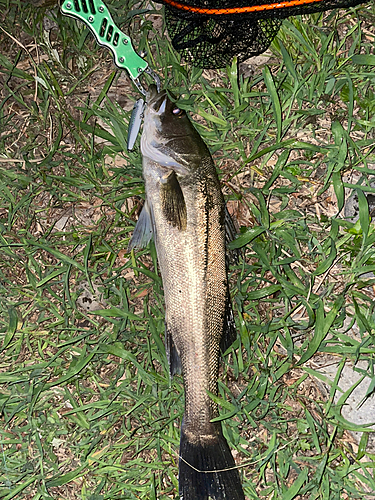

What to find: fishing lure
left=127, top=98, right=145, bottom=151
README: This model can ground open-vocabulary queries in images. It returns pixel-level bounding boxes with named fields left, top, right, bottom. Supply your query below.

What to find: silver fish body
left=129, top=85, right=244, bottom=500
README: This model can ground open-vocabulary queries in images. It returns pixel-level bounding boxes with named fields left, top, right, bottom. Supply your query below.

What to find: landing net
left=158, top=0, right=367, bottom=67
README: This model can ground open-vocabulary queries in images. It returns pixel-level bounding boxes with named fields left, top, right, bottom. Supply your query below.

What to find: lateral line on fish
left=177, top=436, right=297, bottom=472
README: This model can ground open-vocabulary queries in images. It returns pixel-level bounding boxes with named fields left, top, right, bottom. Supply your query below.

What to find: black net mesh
left=160, top=0, right=367, bottom=68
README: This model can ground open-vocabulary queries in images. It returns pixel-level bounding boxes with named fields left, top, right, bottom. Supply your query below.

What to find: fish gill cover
left=159, top=0, right=367, bottom=67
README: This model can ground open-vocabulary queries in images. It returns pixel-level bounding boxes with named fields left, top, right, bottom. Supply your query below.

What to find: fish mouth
left=146, top=84, right=168, bottom=114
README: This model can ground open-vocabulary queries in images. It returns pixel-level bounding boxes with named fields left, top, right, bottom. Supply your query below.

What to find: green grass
left=1, top=0, right=375, bottom=499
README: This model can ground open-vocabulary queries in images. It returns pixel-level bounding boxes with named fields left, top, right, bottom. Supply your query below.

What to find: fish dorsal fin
left=225, top=205, right=238, bottom=243
left=220, top=287, right=237, bottom=354
left=161, top=170, right=187, bottom=231
left=128, top=200, right=154, bottom=251
left=225, top=206, right=240, bottom=265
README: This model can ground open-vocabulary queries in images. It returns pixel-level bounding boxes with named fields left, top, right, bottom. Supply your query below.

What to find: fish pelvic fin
left=128, top=200, right=154, bottom=251
left=179, top=425, right=245, bottom=500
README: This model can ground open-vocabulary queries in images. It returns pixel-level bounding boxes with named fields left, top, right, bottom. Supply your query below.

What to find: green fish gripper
left=61, top=0, right=148, bottom=82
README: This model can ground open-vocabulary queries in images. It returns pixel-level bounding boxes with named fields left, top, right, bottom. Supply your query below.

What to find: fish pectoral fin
left=128, top=200, right=154, bottom=251
left=160, top=170, right=187, bottom=231
left=220, top=288, right=237, bottom=354
left=165, top=325, right=182, bottom=377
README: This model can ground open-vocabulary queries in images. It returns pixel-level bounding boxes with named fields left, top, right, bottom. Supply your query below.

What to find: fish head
left=141, top=85, right=208, bottom=171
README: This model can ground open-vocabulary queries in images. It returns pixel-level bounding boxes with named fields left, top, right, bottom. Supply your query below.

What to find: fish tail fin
left=179, top=425, right=245, bottom=500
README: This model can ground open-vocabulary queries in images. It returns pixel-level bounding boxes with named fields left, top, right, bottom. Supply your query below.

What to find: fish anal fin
left=161, top=170, right=187, bottom=231
left=128, top=200, right=153, bottom=251
left=165, top=325, right=182, bottom=377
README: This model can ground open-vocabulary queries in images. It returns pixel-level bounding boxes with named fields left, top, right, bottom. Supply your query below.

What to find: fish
left=128, top=85, right=245, bottom=500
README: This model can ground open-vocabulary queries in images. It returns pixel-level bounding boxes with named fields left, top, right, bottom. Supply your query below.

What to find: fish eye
left=172, top=106, right=185, bottom=117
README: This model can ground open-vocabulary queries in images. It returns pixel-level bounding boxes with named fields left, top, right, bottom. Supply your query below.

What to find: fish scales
left=155, top=160, right=226, bottom=428
left=129, top=85, right=244, bottom=500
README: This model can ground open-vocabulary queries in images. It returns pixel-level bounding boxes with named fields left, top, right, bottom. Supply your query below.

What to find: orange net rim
left=161, top=0, right=324, bottom=15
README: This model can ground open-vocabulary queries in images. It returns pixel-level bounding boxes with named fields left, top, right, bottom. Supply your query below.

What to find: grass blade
left=263, top=66, right=282, bottom=142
